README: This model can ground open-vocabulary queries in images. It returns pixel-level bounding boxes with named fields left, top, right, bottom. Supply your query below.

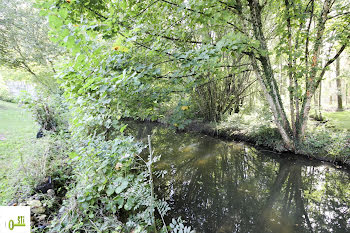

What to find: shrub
left=0, top=134, right=71, bottom=205
left=20, top=93, right=69, bottom=133
left=251, top=125, right=285, bottom=151
left=0, top=82, right=16, bottom=103
left=49, top=136, right=169, bottom=232
left=302, top=126, right=350, bottom=161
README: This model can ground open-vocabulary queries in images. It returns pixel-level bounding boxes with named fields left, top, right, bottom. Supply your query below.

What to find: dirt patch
left=0, top=134, right=6, bottom=141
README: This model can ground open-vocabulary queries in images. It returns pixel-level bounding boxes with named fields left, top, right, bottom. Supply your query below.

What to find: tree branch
left=328, top=11, right=350, bottom=20
left=318, top=41, right=348, bottom=82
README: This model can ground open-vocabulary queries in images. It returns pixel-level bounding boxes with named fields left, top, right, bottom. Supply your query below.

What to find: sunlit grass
left=0, top=100, right=39, bottom=204
left=323, top=110, right=350, bottom=130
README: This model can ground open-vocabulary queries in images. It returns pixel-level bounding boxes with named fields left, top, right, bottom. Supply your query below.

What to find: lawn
left=323, top=110, right=350, bottom=131
left=0, top=100, right=40, bottom=204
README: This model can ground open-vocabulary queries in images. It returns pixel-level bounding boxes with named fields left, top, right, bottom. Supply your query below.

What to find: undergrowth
left=218, top=112, right=350, bottom=161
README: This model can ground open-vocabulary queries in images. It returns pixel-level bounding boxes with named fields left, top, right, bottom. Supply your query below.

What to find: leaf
left=116, top=196, right=124, bottom=209
left=115, top=180, right=128, bottom=194
left=120, top=124, right=128, bottom=133
left=124, top=197, right=134, bottom=210
left=68, top=152, right=78, bottom=159
left=106, top=185, right=114, bottom=196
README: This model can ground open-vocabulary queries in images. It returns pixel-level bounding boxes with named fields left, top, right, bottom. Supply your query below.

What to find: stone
left=37, top=215, right=47, bottom=222
left=47, top=189, right=55, bottom=197
left=27, top=200, right=42, bottom=207
left=35, top=176, right=53, bottom=193
left=32, top=194, right=41, bottom=200
left=32, top=206, right=46, bottom=215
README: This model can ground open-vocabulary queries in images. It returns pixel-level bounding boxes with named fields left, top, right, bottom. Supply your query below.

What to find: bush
left=0, top=82, right=16, bottom=103
left=251, top=125, right=285, bottom=151
left=302, top=126, right=350, bottom=161
left=49, top=136, right=171, bottom=232
left=20, top=93, right=69, bottom=133
left=0, top=134, right=71, bottom=205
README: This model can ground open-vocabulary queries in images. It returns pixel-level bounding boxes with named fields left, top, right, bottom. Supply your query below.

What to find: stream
left=128, top=122, right=350, bottom=233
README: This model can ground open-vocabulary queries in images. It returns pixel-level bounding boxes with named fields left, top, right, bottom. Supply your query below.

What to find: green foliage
left=0, top=81, right=16, bottom=103
left=20, top=93, right=69, bottom=132
left=167, top=98, right=194, bottom=129
left=49, top=136, right=171, bottom=232
left=169, top=217, right=195, bottom=233
left=302, top=126, right=350, bottom=160
left=0, top=0, right=61, bottom=90
left=252, top=125, right=285, bottom=151
left=0, top=100, right=70, bottom=204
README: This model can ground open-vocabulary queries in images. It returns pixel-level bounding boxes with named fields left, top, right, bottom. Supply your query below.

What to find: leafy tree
left=0, top=0, right=61, bottom=90
left=39, top=0, right=350, bottom=151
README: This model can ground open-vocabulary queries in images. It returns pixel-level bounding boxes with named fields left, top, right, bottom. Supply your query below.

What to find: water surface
left=129, top=122, right=350, bottom=233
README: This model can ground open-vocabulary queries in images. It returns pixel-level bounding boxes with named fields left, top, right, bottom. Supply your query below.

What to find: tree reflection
left=128, top=122, right=350, bottom=233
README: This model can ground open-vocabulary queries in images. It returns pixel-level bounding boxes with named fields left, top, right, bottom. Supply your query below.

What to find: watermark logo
left=0, top=206, right=30, bottom=233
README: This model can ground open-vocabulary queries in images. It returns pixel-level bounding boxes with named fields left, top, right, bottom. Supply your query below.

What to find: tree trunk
left=336, top=56, right=343, bottom=111
left=318, top=80, right=323, bottom=120
left=297, top=0, right=336, bottom=140
left=247, top=0, right=294, bottom=150
left=346, top=83, right=348, bottom=107
left=246, top=0, right=345, bottom=151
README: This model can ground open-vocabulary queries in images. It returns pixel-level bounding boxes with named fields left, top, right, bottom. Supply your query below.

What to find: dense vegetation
left=0, top=0, right=349, bottom=232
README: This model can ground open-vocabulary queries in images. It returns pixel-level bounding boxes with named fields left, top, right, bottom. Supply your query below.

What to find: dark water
left=128, top=122, right=350, bottom=233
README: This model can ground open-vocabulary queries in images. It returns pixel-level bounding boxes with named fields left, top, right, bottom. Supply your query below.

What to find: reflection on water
left=128, top=122, right=350, bottom=233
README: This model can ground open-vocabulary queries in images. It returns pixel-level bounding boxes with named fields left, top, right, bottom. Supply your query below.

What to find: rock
left=8, top=201, right=17, bottom=206
left=32, top=194, right=41, bottom=200
left=19, top=203, right=26, bottom=206
left=37, top=215, right=47, bottom=222
left=47, top=189, right=55, bottom=197
left=36, top=130, right=44, bottom=138
left=35, top=176, right=53, bottom=193
left=32, top=206, right=46, bottom=215
left=27, top=200, right=42, bottom=207
left=37, top=224, right=48, bottom=230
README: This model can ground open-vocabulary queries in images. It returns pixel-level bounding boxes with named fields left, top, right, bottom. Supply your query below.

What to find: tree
left=40, top=0, right=350, bottom=151
left=0, top=0, right=61, bottom=90
left=246, top=0, right=349, bottom=150
left=336, top=56, right=343, bottom=111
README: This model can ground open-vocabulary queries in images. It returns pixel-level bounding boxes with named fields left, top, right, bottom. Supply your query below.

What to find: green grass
left=0, top=100, right=40, bottom=204
left=323, top=110, right=350, bottom=130
left=0, top=100, right=70, bottom=205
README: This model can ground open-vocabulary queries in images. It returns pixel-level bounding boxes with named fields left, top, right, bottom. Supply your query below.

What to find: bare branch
left=328, top=11, right=350, bottom=20
left=318, top=41, right=348, bottom=82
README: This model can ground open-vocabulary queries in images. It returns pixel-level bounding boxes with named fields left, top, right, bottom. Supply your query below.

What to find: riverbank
left=126, top=114, right=350, bottom=168
left=0, top=100, right=71, bottom=230
left=0, top=100, right=38, bottom=203
left=185, top=120, right=349, bottom=166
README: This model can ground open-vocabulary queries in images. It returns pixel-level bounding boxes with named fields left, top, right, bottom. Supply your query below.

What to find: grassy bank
left=171, top=112, right=350, bottom=166
left=0, top=100, right=38, bottom=203
left=323, top=110, right=350, bottom=130
left=0, top=100, right=67, bottom=205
